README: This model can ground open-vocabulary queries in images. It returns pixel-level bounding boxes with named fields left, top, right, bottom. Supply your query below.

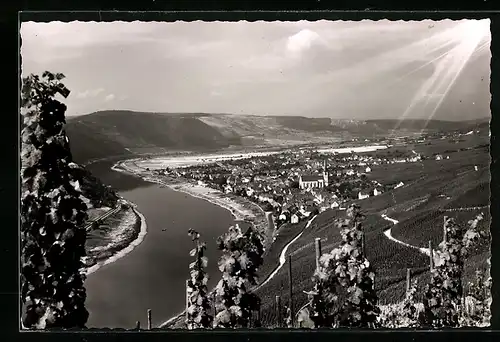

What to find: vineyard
left=152, top=133, right=492, bottom=329
left=249, top=135, right=491, bottom=328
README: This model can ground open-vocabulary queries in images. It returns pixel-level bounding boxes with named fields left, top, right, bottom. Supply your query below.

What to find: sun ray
left=420, top=20, right=489, bottom=131
left=393, top=20, right=489, bottom=131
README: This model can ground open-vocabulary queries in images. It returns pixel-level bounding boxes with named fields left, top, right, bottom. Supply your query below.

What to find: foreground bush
left=214, top=225, right=264, bottom=328
left=186, top=229, right=212, bottom=329
left=306, top=205, right=379, bottom=328
left=421, top=214, right=484, bottom=328
left=21, top=72, right=89, bottom=329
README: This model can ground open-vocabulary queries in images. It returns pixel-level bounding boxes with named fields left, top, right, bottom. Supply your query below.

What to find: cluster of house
left=156, top=147, right=430, bottom=227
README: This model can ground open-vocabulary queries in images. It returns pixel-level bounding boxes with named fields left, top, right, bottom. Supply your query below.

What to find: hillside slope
left=66, top=110, right=490, bottom=164
left=66, top=111, right=241, bottom=164
left=253, top=139, right=490, bottom=326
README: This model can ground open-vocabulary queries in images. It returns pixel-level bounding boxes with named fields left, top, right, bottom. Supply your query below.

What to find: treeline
left=20, top=72, right=491, bottom=330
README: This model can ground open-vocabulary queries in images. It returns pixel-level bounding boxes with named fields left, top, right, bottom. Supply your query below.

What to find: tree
left=214, top=225, right=264, bottom=328
left=262, top=202, right=273, bottom=212
left=20, top=72, right=89, bottom=329
left=186, top=229, right=213, bottom=329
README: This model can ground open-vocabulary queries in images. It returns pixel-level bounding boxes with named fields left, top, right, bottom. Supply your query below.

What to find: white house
left=291, top=214, right=300, bottom=224
left=474, top=165, right=479, bottom=171
left=373, top=188, right=383, bottom=196
left=358, top=192, right=370, bottom=200
left=394, top=181, right=405, bottom=189
left=435, top=154, right=443, bottom=161
left=365, top=166, right=372, bottom=173
left=331, top=201, right=339, bottom=208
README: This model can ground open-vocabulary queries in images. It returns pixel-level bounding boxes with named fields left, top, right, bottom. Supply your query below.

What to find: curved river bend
left=84, top=183, right=234, bottom=329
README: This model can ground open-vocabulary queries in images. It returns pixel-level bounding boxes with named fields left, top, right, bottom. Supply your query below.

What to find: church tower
left=323, top=160, right=329, bottom=186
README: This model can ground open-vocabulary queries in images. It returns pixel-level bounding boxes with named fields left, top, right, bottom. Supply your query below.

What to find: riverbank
left=114, top=159, right=270, bottom=242
left=84, top=201, right=147, bottom=276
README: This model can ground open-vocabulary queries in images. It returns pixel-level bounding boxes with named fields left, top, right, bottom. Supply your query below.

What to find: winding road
left=381, top=214, right=431, bottom=257
left=256, top=215, right=318, bottom=290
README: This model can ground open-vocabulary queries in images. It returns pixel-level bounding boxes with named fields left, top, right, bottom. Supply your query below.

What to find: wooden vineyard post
left=276, top=295, right=282, bottom=328
left=443, top=216, right=448, bottom=243
left=257, top=306, right=261, bottom=328
left=361, top=232, right=366, bottom=258
left=212, top=292, right=216, bottom=322
left=315, top=238, right=322, bottom=271
left=406, top=268, right=411, bottom=293
left=136, top=321, right=141, bottom=330
left=147, top=309, right=152, bottom=330
left=185, top=279, right=190, bottom=322
left=429, top=240, right=434, bottom=271
left=288, top=255, right=294, bottom=328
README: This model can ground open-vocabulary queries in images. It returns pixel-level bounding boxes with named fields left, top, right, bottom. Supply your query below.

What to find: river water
left=84, top=178, right=235, bottom=329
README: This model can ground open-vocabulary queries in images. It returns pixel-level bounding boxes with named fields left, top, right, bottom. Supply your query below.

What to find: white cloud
left=286, top=29, right=322, bottom=55
left=74, top=88, right=104, bottom=99
left=105, top=94, right=115, bottom=102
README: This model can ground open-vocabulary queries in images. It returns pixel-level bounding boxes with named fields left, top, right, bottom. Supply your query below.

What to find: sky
left=20, top=20, right=491, bottom=121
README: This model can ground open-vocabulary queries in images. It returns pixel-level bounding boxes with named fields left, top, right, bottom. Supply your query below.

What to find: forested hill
left=65, top=110, right=490, bottom=164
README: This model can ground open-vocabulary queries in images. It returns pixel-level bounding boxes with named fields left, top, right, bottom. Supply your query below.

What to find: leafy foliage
left=305, top=256, right=340, bottom=328
left=460, top=269, right=492, bottom=327
left=186, top=229, right=213, bottom=329
left=20, top=72, right=89, bottom=329
left=421, top=214, right=484, bottom=328
left=331, top=205, right=379, bottom=328
left=378, top=279, right=422, bottom=328
left=306, top=205, right=379, bottom=328
left=214, top=225, right=264, bottom=328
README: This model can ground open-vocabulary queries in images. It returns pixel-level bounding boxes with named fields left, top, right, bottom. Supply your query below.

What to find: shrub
left=20, top=72, right=89, bottom=329
left=421, top=214, right=484, bottom=328
left=305, top=254, right=340, bottom=328
left=214, top=225, right=264, bottom=328
left=460, top=269, right=492, bottom=327
left=306, top=205, right=379, bottom=328
left=186, top=229, right=213, bottom=329
left=378, top=279, right=421, bottom=328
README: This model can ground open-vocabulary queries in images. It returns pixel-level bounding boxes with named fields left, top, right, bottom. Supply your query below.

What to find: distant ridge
left=66, top=110, right=490, bottom=164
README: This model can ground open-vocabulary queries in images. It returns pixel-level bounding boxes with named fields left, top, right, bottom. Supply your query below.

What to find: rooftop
left=300, top=175, right=325, bottom=182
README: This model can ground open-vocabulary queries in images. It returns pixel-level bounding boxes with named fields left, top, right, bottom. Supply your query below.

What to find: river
left=84, top=178, right=235, bottom=329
